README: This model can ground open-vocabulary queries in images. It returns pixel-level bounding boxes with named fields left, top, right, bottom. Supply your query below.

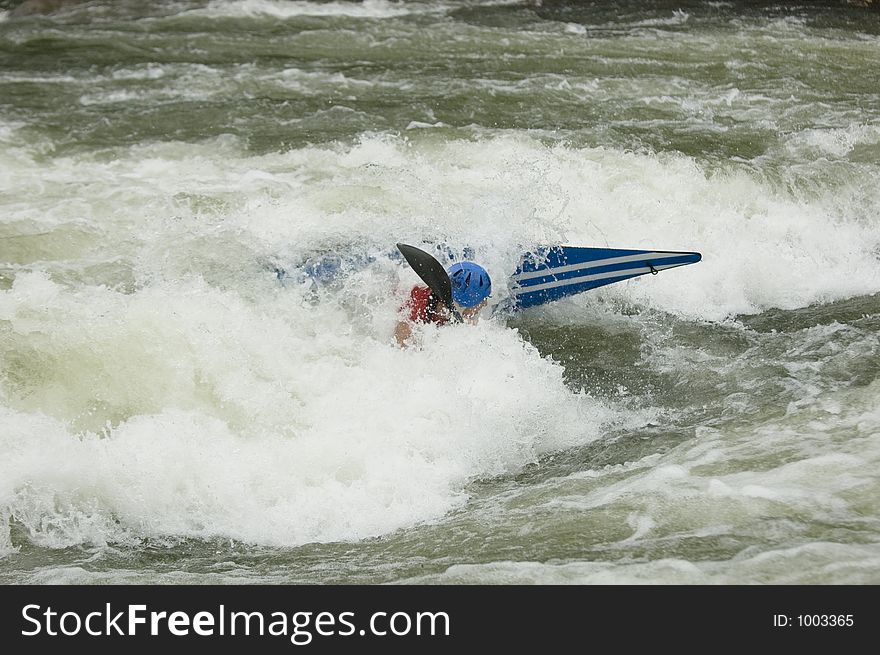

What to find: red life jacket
left=405, top=286, right=449, bottom=325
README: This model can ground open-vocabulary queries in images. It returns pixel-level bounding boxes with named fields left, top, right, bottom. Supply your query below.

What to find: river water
left=1, top=0, right=879, bottom=584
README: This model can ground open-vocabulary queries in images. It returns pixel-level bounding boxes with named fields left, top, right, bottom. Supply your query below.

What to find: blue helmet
left=447, top=262, right=491, bottom=308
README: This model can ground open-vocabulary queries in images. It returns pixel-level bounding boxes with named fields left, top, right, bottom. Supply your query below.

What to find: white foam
left=781, top=124, right=880, bottom=159
left=2, top=131, right=878, bottom=551
left=193, top=0, right=442, bottom=20
left=631, top=10, right=691, bottom=28
left=0, top=269, right=611, bottom=549
left=5, top=132, right=879, bottom=317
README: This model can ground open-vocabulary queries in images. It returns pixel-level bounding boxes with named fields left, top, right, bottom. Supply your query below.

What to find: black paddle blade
left=396, top=243, right=462, bottom=322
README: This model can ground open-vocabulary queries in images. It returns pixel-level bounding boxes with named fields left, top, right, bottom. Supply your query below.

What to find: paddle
left=396, top=243, right=462, bottom=322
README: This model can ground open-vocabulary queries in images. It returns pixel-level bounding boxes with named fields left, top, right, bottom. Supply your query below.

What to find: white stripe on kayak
left=513, top=263, right=682, bottom=295
left=513, top=252, right=681, bottom=282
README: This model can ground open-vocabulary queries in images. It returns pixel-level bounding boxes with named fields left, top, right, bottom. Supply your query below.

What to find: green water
left=1, top=0, right=879, bottom=584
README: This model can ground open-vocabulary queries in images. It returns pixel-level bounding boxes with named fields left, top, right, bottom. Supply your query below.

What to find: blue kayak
left=510, top=246, right=702, bottom=309
left=272, top=243, right=701, bottom=310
